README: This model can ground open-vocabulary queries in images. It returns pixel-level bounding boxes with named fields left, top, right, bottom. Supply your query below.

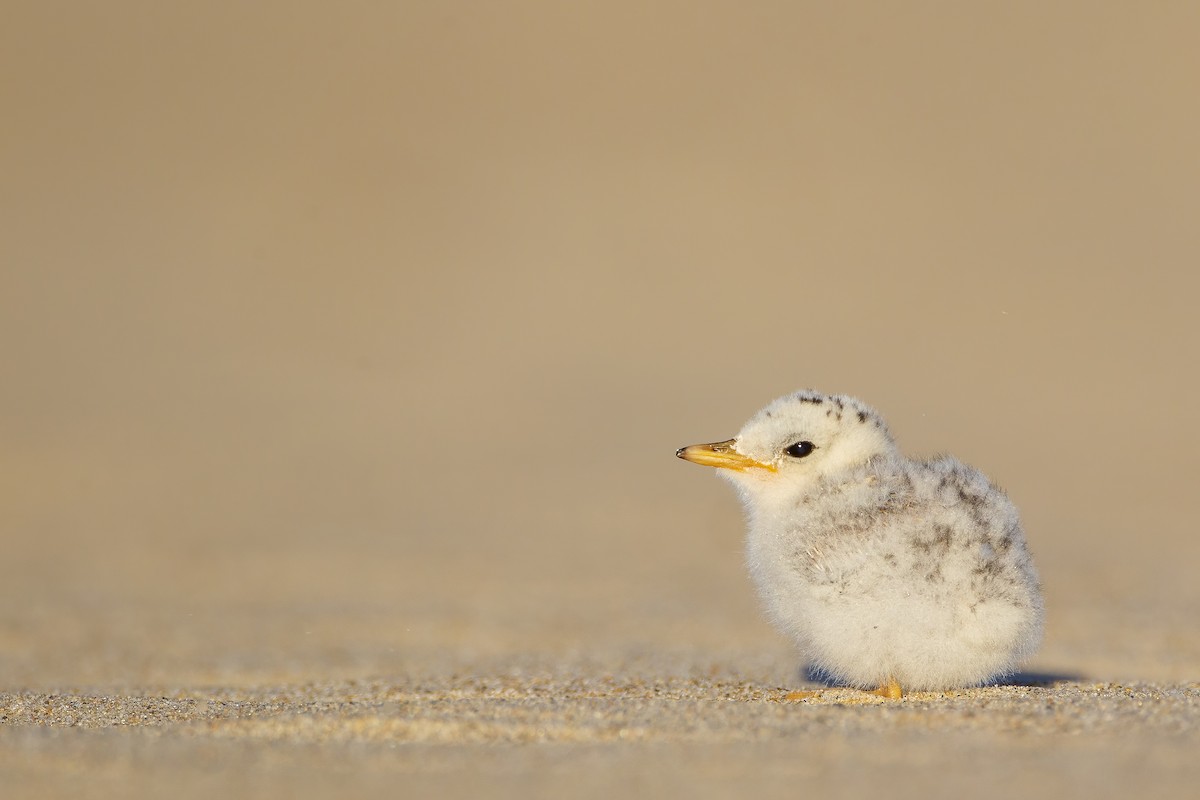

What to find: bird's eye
left=784, top=441, right=816, bottom=458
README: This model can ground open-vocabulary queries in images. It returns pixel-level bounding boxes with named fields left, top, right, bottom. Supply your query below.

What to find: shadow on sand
left=800, top=664, right=1086, bottom=689
left=997, top=670, right=1087, bottom=687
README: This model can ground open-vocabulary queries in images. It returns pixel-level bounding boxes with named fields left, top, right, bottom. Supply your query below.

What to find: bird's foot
left=783, top=678, right=903, bottom=702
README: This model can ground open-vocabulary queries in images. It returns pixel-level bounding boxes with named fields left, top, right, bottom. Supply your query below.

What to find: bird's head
left=676, top=390, right=898, bottom=507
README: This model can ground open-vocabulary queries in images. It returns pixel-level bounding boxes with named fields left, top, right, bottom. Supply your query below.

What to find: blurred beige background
left=1, top=2, right=1199, bottom=794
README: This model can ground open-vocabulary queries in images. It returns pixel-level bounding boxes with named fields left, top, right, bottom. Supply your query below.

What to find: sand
left=4, top=3, right=1200, bottom=797
left=3, top=676, right=1199, bottom=798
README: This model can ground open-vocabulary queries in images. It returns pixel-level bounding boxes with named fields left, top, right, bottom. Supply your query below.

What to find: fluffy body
left=715, top=391, right=1043, bottom=691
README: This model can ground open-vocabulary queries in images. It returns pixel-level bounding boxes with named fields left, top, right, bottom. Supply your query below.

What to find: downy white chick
left=677, top=390, right=1043, bottom=698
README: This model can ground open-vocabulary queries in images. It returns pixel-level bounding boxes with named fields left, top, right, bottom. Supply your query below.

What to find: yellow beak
left=675, top=439, right=776, bottom=472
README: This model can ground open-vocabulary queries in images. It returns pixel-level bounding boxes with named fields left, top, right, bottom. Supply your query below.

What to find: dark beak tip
left=675, top=447, right=686, bottom=458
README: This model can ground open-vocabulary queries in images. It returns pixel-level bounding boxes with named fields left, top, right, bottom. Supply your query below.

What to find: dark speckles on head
left=797, top=394, right=824, bottom=404
left=911, top=524, right=954, bottom=556
left=857, top=410, right=867, bottom=423
left=973, top=559, right=1004, bottom=578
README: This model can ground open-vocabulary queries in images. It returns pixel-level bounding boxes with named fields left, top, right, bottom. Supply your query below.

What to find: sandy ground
left=3, top=678, right=1198, bottom=800
left=4, top=3, right=1200, bottom=797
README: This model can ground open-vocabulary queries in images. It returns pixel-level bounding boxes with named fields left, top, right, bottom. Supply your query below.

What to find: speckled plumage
left=678, top=390, right=1043, bottom=692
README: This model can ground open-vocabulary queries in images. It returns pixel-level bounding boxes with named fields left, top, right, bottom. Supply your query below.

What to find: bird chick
left=677, top=390, right=1043, bottom=697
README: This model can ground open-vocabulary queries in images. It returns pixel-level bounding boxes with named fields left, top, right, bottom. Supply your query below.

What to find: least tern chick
left=677, top=390, right=1043, bottom=698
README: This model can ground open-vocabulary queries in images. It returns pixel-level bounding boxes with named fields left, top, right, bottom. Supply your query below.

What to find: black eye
left=784, top=441, right=816, bottom=458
